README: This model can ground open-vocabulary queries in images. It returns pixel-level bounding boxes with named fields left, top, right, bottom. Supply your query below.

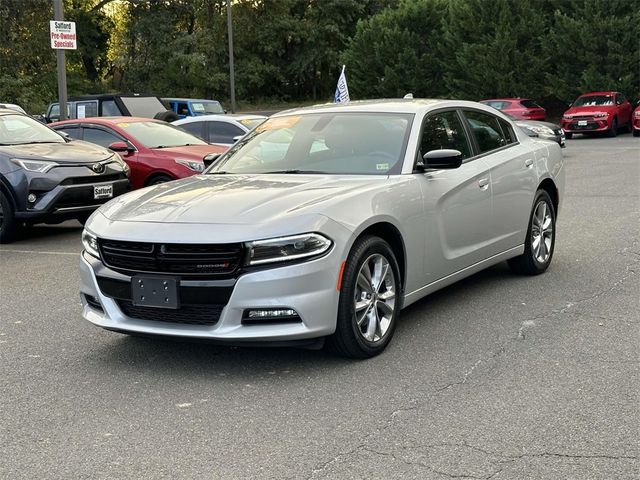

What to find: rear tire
left=0, top=190, right=17, bottom=244
left=326, top=235, right=401, bottom=358
left=508, top=189, right=556, bottom=275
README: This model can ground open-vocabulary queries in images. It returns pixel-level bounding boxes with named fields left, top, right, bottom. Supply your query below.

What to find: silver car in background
left=80, top=99, right=565, bottom=358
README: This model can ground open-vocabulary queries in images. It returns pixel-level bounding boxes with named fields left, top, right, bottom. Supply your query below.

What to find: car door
left=462, top=109, right=538, bottom=256
left=415, top=109, right=493, bottom=285
left=615, top=93, right=632, bottom=127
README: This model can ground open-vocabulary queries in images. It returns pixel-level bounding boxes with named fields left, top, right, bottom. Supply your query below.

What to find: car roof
left=274, top=98, right=481, bottom=116
left=174, top=114, right=265, bottom=125
left=50, top=116, right=160, bottom=126
left=64, top=93, right=159, bottom=102
left=162, top=98, right=221, bottom=102
left=0, top=107, right=23, bottom=116
left=481, top=98, right=528, bottom=102
left=579, top=91, right=617, bottom=96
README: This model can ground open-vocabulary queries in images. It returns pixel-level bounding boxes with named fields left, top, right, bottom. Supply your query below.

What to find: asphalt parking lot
left=1, top=134, right=638, bottom=479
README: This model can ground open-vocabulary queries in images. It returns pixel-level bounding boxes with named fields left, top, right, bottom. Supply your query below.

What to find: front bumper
left=79, top=246, right=343, bottom=342
left=561, top=118, right=610, bottom=133
left=7, top=163, right=129, bottom=223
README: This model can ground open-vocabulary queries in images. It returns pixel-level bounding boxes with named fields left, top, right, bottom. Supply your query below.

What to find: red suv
left=561, top=91, right=633, bottom=138
left=51, top=117, right=226, bottom=189
left=632, top=104, right=640, bottom=137
left=479, top=98, right=546, bottom=120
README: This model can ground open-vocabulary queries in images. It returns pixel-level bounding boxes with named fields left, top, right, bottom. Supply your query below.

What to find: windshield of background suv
left=119, top=96, right=167, bottom=117
left=209, top=112, right=413, bottom=175
left=0, top=114, right=65, bottom=145
left=117, top=121, right=208, bottom=148
left=191, top=101, right=224, bottom=115
left=573, top=95, right=613, bottom=107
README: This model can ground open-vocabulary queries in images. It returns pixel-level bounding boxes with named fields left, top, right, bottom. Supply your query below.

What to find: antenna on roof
left=403, top=93, right=414, bottom=99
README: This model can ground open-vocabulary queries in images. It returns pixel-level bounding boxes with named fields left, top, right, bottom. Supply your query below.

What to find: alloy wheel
left=531, top=200, right=553, bottom=264
left=354, top=253, right=396, bottom=343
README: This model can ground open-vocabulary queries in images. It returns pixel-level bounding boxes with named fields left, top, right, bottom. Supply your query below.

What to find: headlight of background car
left=529, top=125, right=555, bottom=136
left=246, top=233, right=332, bottom=265
left=562, top=115, right=572, bottom=120
left=109, top=154, right=130, bottom=175
left=10, top=158, right=58, bottom=173
left=82, top=230, right=100, bottom=258
left=175, top=159, right=205, bottom=172
left=634, top=110, right=640, bottom=118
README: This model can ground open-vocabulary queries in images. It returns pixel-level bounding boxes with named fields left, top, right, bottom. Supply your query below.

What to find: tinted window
left=101, top=100, right=121, bottom=116
left=520, top=99, right=541, bottom=109
left=177, top=102, right=190, bottom=116
left=55, top=126, right=81, bottom=139
left=82, top=127, right=122, bottom=148
left=498, top=119, right=517, bottom=144
left=464, top=110, right=508, bottom=153
left=75, top=101, right=98, bottom=119
left=180, top=121, right=205, bottom=140
left=419, top=110, right=471, bottom=160
left=208, top=122, right=245, bottom=144
left=616, top=93, right=626, bottom=105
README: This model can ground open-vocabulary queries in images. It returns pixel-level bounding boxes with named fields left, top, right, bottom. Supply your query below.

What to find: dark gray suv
left=0, top=108, right=130, bottom=243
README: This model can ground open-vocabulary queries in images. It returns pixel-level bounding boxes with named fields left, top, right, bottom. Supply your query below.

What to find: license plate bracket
left=131, top=276, right=180, bottom=309
left=94, top=184, right=113, bottom=199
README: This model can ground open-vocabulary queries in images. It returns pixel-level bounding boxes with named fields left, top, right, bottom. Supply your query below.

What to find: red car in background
left=561, top=91, right=633, bottom=138
left=632, top=104, right=640, bottom=137
left=479, top=98, right=546, bottom=120
left=50, top=118, right=226, bottom=189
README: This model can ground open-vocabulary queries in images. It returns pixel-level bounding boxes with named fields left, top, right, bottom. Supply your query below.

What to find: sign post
left=50, top=0, right=76, bottom=121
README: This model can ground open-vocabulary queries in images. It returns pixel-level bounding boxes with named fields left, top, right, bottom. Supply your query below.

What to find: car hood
left=152, top=144, right=227, bottom=159
left=0, top=140, right=113, bottom=163
left=98, top=174, right=387, bottom=226
left=564, top=105, right=615, bottom=117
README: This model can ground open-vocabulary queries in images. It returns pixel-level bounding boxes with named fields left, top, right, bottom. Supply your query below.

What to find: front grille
left=61, top=173, right=126, bottom=186
left=54, top=182, right=129, bottom=208
left=569, top=122, right=599, bottom=130
left=99, top=240, right=244, bottom=277
left=570, top=115, right=594, bottom=121
left=117, top=300, right=223, bottom=326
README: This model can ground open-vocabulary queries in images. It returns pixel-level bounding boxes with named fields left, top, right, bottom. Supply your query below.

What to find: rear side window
left=519, top=99, right=541, bottom=109
left=419, top=110, right=471, bottom=160
left=208, top=122, right=245, bottom=144
left=498, top=119, right=517, bottom=144
left=101, top=100, right=121, bottom=116
left=75, top=101, right=98, bottom=119
left=464, top=110, right=508, bottom=153
left=179, top=121, right=205, bottom=140
left=177, top=103, right=190, bottom=116
left=483, top=101, right=511, bottom=110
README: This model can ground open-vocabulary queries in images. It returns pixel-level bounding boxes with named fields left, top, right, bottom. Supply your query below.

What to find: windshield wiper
left=262, top=169, right=325, bottom=174
left=208, top=170, right=229, bottom=174
left=2, top=141, right=62, bottom=145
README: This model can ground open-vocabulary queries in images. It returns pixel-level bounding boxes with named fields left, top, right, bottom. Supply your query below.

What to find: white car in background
left=0, top=103, right=27, bottom=114
left=173, top=114, right=267, bottom=147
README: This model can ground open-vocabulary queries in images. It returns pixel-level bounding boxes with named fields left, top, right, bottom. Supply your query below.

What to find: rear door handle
left=525, top=158, right=534, bottom=168
left=478, top=178, right=489, bottom=190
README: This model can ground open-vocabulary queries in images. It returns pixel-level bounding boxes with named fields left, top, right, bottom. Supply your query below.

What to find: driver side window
left=419, top=110, right=471, bottom=160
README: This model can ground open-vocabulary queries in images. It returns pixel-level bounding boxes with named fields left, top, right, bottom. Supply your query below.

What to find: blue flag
left=333, top=65, right=350, bottom=103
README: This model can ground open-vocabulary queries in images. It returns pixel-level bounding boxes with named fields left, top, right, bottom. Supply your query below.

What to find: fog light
left=27, top=193, right=37, bottom=203
left=242, top=308, right=301, bottom=324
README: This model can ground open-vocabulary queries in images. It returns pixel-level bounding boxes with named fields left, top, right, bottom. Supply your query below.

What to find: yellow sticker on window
left=376, top=163, right=389, bottom=170
left=117, top=122, right=130, bottom=128
left=255, top=116, right=300, bottom=133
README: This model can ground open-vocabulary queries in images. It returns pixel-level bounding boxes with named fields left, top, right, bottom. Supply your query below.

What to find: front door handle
left=478, top=178, right=489, bottom=190
left=525, top=158, right=534, bottom=168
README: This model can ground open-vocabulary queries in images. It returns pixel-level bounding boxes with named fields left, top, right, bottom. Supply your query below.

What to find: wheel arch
left=144, top=171, right=176, bottom=186
left=0, top=174, right=18, bottom=210
left=538, top=178, right=559, bottom=216
left=352, top=221, right=407, bottom=294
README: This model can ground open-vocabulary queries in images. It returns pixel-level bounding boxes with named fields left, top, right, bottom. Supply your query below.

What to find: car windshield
left=0, top=114, right=64, bottom=145
left=209, top=112, right=413, bottom=175
left=191, top=101, right=224, bottom=115
left=116, top=120, right=208, bottom=148
left=573, top=95, right=613, bottom=107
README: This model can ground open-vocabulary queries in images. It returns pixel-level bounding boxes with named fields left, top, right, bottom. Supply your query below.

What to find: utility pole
left=226, top=0, right=236, bottom=113
left=53, top=0, right=68, bottom=120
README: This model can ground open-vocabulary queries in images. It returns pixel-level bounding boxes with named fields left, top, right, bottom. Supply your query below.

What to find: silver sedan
left=80, top=99, right=565, bottom=358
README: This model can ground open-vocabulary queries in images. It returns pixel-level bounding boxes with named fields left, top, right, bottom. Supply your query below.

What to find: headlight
left=82, top=230, right=100, bottom=259
left=109, top=154, right=130, bottom=175
left=528, top=125, right=555, bottom=136
left=562, top=115, right=572, bottom=120
left=634, top=111, right=640, bottom=118
left=175, top=159, right=205, bottom=172
left=593, top=112, right=608, bottom=118
left=10, top=158, right=58, bottom=173
left=246, top=233, right=332, bottom=265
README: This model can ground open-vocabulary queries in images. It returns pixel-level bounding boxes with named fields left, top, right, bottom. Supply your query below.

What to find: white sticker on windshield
left=376, top=163, right=389, bottom=170
left=77, top=105, right=86, bottom=118
left=192, top=103, right=205, bottom=112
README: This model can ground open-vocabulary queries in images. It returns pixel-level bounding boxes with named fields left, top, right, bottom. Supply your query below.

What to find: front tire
left=146, top=174, right=173, bottom=186
left=508, top=190, right=556, bottom=275
left=327, top=235, right=401, bottom=358
left=0, top=190, right=18, bottom=244
left=608, top=118, right=618, bottom=137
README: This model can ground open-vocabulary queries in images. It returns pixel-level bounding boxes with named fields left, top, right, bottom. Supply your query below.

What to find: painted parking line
left=0, top=249, right=78, bottom=256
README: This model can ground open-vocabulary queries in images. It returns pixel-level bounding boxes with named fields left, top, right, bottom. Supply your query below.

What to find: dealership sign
left=50, top=21, right=77, bottom=50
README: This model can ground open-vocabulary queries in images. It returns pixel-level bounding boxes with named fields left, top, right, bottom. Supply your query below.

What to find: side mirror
left=203, top=153, right=221, bottom=167
left=420, top=149, right=463, bottom=170
left=58, top=131, right=71, bottom=140
left=108, top=141, right=131, bottom=153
